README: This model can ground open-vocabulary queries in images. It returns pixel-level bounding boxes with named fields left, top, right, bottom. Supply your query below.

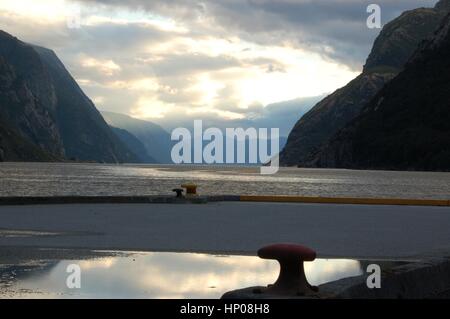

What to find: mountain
left=110, top=126, right=157, bottom=163
left=280, top=1, right=450, bottom=166
left=0, top=30, right=138, bottom=163
left=0, top=35, right=65, bottom=159
left=310, top=13, right=450, bottom=171
left=0, top=118, right=56, bottom=162
left=245, top=96, right=325, bottom=138
left=102, top=111, right=289, bottom=165
left=32, top=46, right=138, bottom=163
left=101, top=111, right=172, bottom=163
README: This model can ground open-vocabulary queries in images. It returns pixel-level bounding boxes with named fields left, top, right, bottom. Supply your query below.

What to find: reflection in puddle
left=0, top=251, right=363, bottom=299
left=0, top=230, right=60, bottom=238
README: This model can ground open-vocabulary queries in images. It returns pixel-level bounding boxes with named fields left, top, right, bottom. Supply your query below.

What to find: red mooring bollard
left=258, top=243, right=318, bottom=296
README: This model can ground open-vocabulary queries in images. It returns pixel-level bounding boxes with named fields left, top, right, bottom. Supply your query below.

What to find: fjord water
left=0, top=162, right=449, bottom=199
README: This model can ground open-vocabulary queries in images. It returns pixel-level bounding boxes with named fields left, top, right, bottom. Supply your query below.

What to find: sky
left=0, top=0, right=439, bottom=133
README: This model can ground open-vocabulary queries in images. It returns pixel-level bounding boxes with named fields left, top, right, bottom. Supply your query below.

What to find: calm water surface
left=1, top=162, right=450, bottom=199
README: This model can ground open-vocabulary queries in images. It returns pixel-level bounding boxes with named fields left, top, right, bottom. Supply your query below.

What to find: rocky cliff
left=0, top=118, right=56, bottom=162
left=0, top=33, right=64, bottom=159
left=311, top=13, right=450, bottom=171
left=0, top=30, right=138, bottom=163
left=280, top=1, right=450, bottom=166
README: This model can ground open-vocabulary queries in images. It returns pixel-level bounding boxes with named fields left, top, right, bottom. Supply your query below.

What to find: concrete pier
left=0, top=201, right=449, bottom=259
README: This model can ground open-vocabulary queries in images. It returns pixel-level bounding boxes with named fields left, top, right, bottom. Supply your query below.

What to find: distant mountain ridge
left=280, top=0, right=450, bottom=166
left=310, top=12, right=450, bottom=171
left=0, top=30, right=138, bottom=163
left=109, top=126, right=157, bottom=163
left=101, top=111, right=172, bottom=164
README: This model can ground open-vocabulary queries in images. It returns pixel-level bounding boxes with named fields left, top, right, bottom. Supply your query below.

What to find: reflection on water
left=0, top=251, right=363, bottom=299
left=1, top=162, right=450, bottom=199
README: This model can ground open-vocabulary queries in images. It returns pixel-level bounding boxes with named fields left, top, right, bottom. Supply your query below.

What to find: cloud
left=149, top=53, right=241, bottom=77
left=80, top=56, right=121, bottom=76
left=74, top=0, right=439, bottom=68
left=0, top=0, right=440, bottom=130
left=153, top=94, right=326, bottom=138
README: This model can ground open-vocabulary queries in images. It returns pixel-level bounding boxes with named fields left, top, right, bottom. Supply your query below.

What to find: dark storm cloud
left=52, top=22, right=174, bottom=65
left=74, top=0, right=439, bottom=68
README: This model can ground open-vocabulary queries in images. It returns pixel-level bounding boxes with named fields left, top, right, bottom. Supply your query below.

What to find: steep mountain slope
left=311, top=13, right=450, bottom=171
left=0, top=30, right=138, bottom=163
left=101, top=111, right=171, bottom=163
left=280, top=1, right=450, bottom=166
left=0, top=118, right=56, bottom=162
left=110, top=126, right=157, bottom=163
left=0, top=33, right=64, bottom=159
left=32, top=46, right=138, bottom=163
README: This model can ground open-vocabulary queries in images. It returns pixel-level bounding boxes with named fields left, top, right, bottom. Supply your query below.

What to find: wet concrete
left=0, top=247, right=364, bottom=299
left=0, top=202, right=450, bottom=258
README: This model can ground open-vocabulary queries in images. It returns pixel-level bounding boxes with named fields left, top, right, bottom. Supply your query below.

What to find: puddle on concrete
left=0, top=249, right=393, bottom=298
left=0, top=230, right=61, bottom=238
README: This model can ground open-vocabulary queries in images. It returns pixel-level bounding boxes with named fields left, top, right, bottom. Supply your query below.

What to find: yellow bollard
left=181, top=183, right=197, bottom=196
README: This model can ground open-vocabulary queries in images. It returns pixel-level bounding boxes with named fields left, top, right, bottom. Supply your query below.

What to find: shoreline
left=0, top=194, right=449, bottom=207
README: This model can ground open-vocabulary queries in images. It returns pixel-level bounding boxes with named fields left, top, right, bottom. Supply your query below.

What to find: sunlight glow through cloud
left=81, top=56, right=122, bottom=76
left=2, top=0, right=428, bottom=124
left=0, top=0, right=69, bottom=21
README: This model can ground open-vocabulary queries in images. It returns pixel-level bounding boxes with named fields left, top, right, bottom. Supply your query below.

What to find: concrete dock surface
left=0, top=202, right=449, bottom=259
